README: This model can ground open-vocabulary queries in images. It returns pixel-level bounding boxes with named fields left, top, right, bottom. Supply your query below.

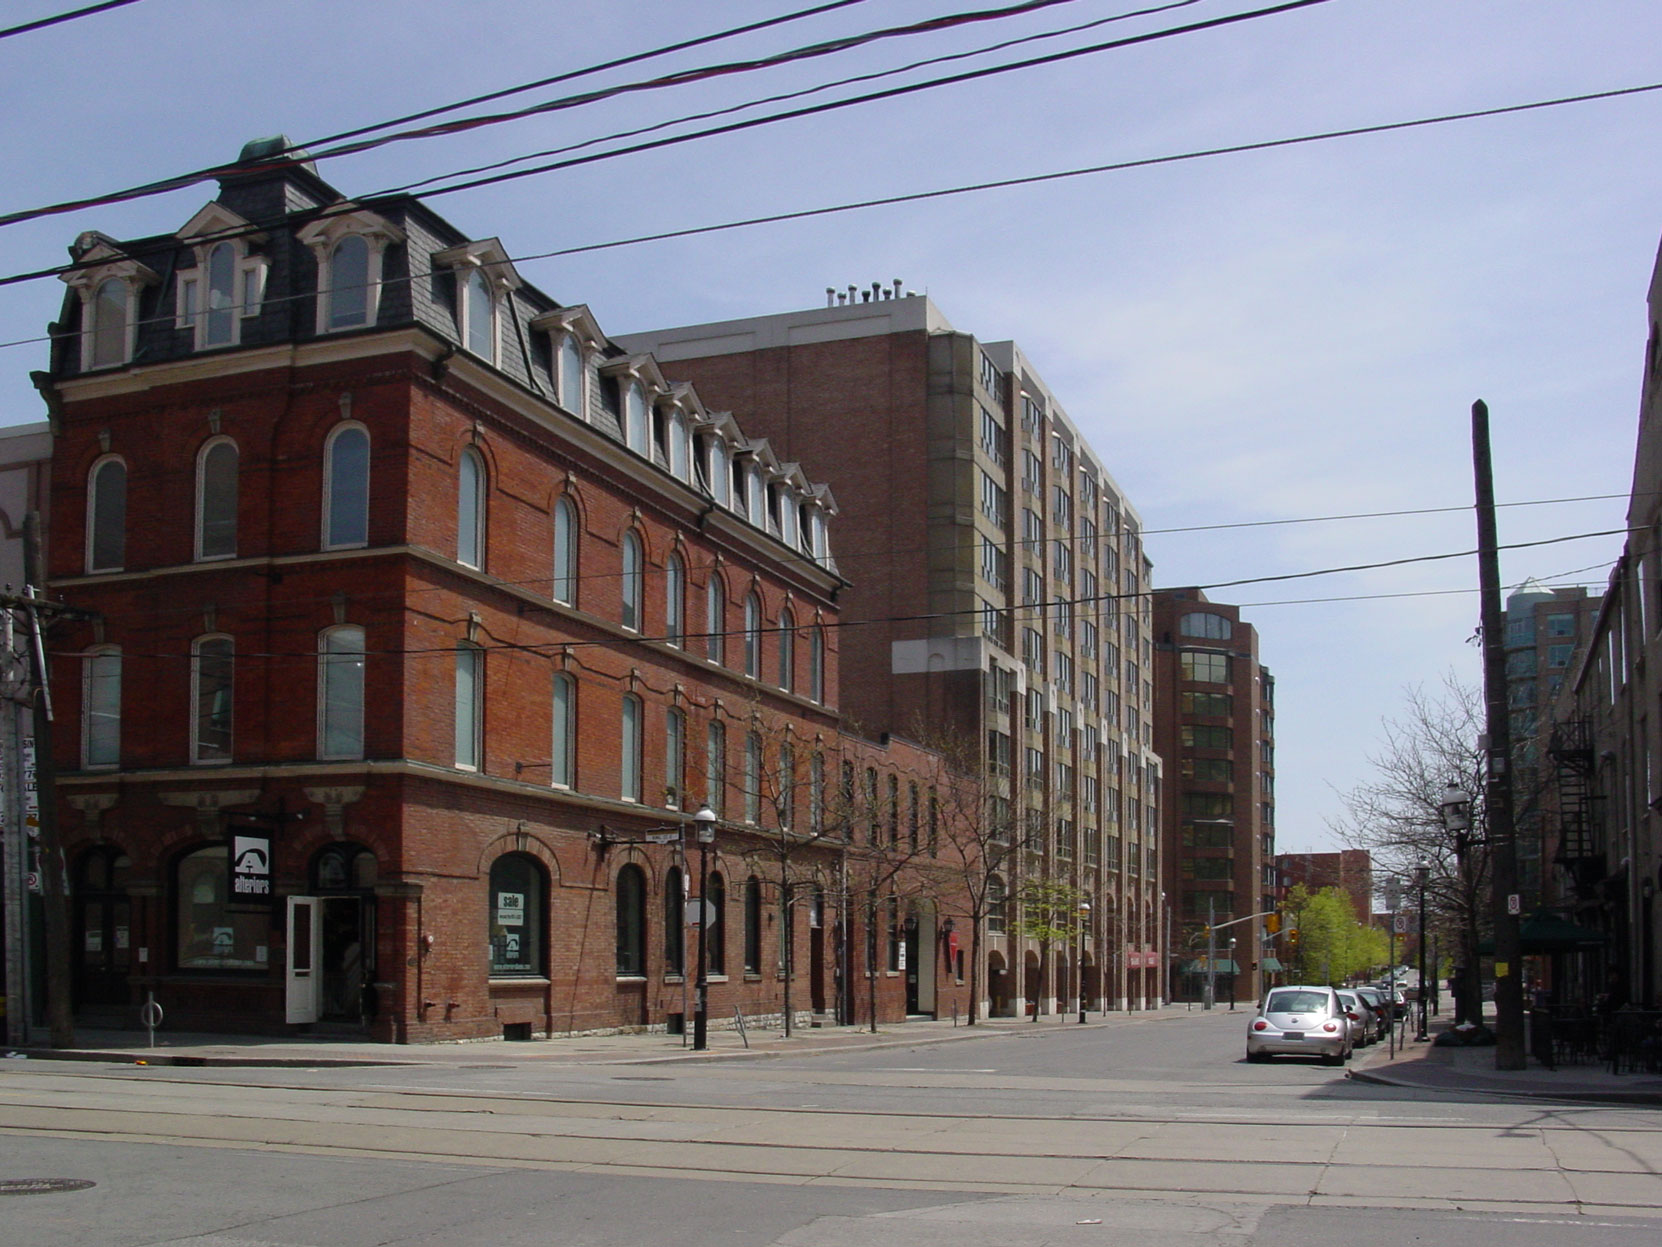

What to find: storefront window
left=174, top=845, right=267, bottom=970
left=489, top=853, right=545, bottom=977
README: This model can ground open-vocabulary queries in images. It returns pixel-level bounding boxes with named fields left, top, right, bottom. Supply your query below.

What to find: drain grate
left=0, top=1179, right=96, bottom=1196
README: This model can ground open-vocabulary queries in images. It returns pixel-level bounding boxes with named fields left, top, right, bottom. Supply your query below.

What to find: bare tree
left=1329, top=675, right=1490, bottom=1023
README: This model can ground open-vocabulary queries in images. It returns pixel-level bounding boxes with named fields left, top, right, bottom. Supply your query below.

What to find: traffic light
left=1286, top=927, right=1301, bottom=953
left=1266, top=913, right=1281, bottom=935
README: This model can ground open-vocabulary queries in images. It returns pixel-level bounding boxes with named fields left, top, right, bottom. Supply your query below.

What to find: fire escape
left=1547, top=716, right=1603, bottom=899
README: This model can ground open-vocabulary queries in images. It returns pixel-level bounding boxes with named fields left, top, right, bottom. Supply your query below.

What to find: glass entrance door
left=285, top=897, right=322, bottom=1024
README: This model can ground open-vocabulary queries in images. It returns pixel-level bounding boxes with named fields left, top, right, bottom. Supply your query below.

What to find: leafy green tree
left=1015, top=879, right=1089, bottom=1015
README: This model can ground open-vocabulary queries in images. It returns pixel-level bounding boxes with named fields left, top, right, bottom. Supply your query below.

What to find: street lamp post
left=1077, top=900, right=1091, bottom=1024
left=1440, top=782, right=1473, bottom=1027
left=690, top=803, right=717, bottom=1051
left=1415, top=859, right=1430, bottom=1041
left=1228, top=938, right=1238, bottom=1010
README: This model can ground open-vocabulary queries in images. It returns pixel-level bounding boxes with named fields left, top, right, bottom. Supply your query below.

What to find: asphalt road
left=3, top=1008, right=1658, bottom=1247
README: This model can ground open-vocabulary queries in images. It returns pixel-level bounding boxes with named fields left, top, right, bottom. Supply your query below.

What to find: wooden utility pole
left=1470, top=401, right=1525, bottom=1070
left=20, top=513, right=75, bottom=1048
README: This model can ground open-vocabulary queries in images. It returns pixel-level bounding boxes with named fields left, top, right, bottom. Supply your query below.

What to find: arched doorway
left=305, top=843, right=377, bottom=1026
left=987, top=950, right=1012, bottom=1017
left=1023, top=949, right=1041, bottom=1018
left=73, top=845, right=132, bottom=1016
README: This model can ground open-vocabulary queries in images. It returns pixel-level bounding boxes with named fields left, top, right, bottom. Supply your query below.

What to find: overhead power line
left=0, top=0, right=141, bottom=41
left=5, top=70, right=1655, bottom=298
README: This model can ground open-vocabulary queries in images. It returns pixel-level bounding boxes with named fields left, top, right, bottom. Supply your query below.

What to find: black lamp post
left=1415, top=859, right=1430, bottom=1041
left=690, top=803, right=717, bottom=1051
left=1077, top=901, right=1090, bottom=1023
left=1440, top=782, right=1473, bottom=1026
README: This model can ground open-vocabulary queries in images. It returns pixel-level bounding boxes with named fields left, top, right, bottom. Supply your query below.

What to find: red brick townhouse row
left=34, top=140, right=974, bottom=1042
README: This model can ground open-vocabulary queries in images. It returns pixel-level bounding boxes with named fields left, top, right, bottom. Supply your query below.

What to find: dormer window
left=298, top=208, right=403, bottom=334
left=624, top=380, right=649, bottom=453
left=174, top=204, right=269, bottom=351
left=560, top=335, right=586, bottom=414
left=61, top=237, right=158, bottom=372
left=529, top=305, right=602, bottom=421
left=434, top=238, right=522, bottom=368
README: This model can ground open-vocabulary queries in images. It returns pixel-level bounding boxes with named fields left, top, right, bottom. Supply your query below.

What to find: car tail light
left=1322, top=1021, right=1338, bottom=1032
left=1346, top=1011, right=1358, bottom=1020
left=1252, top=1020, right=1268, bottom=1031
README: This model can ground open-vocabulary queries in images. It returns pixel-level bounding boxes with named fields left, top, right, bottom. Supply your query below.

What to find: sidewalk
left=3, top=1008, right=1187, bottom=1070
left=1349, top=1018, right=1662, bottom=1106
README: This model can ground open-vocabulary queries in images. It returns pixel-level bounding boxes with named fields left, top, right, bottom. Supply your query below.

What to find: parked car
left=1336, top=989, right=1380, bottom=1046
left=1354, top=986, right=1392, bottom=1036
left=1247, top=985, right=1352, bottom=1065
left=1372, top=981, right=1408, bottom=1020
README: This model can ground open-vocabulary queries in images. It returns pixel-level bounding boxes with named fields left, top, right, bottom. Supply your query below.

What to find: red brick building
left=1275, top=850, right=1374, bottom=923
left=36, top=142, right=967, bottom=1042
left=1153, top=589, right=1276, bottom=1005
left=623, top=296, right=1165, bottom=1017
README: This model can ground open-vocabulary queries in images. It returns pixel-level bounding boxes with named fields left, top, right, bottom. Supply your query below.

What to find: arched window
left=175, top=844, right=263, bottom=969
left=706, top=576, right=726, bottom=665
left=665, top=553, right=685, bottom=647
left=464, top=267, right=495, bottom=361
left=204, top=240, right=237, bottom=347
left=710, top=440, right=731, bottom=508
left=708, top=872, right=727, bottom=974
left=91, top=277, right=129, bottom=368
left=327, top=235, right=370, bottom=330
left=665, top=707, right=685, bottom=808
left=323, top=423, right=369, bottom=549
left=743, top=876, right=763, bottom=973
left=457, top=446, right=485, bottom=569
left=621, top=694, right=642, bottom=801
left=744, top=731, right=762, bottom=824
left=809, top=626, right=825, bottom=703
left=778, top=743, right=795, bottom=829
left=83, top=647, right=121, bottom=768
left=705, top=720, right=726, bottom=817
left=195, top=438, right=238, bottom=560
left=455, top=643, right=481, bottom=769
left=746, top=464, right=765, bottom=526
left=489, top=853, right=545, bottom=977
left=624, top=381, right=649, bottom=453
left=810, top=753, right=825, bottom=833
left=620, top=531, right=643, bottom=631
left=616, top=864, right=647, bottom=976
left=743, top=592, right=762, bottom=678
left=559, top=335, right=585, bottom=415
left=191, top=636, right=233, bottom=764
left=664, top=866, right=685, bottom=976
left=551, top=673, right=575, bottom=788
left=318, top=625, right=365, bottom=760
left=669, top=414, right=690, bottom=480
left=87, top=456, right=126, bottom=572
left=552, top=496, right=577, bottom=604
left=778, top=608, right=795, bottom=691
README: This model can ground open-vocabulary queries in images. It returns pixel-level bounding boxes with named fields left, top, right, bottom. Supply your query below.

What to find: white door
left=286, top=896, right=323, bottom=1023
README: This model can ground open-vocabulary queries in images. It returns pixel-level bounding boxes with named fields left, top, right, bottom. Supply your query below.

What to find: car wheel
left=1321, top=1051, right=1343, bottom=1066
left=1247, top=1050, right=1268, bottom=1063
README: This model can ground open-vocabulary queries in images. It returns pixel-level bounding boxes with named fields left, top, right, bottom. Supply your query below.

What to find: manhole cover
left=0, top=1179, right=96, bottom=1196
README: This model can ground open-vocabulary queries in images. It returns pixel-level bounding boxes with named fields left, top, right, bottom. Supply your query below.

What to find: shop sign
left=229, top=831, right=273, bottom=899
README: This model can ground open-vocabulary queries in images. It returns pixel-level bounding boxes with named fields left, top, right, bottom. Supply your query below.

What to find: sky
left=0, top=0, right=1657, bottom=854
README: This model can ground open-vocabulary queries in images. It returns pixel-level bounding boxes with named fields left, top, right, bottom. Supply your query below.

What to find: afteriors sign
left=229, top=832, right=273, bottom=899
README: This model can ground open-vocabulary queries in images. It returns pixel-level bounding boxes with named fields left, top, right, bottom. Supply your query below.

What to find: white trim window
left=620, top=693, right=642, bottom=802
left=318, top=625, right=365, bottom=760
left=322, top=422, right=370, bottom=549
left=552, top=495, right=578, bottom=604
left=743, top=591, right=762, bottom=679
left=620, top=531, right=643, bottom=632
left=457, top=446, right=485, bottom=569
left=195, top=437, right=239, bottom=561
left=623, top=380, right=650, bottom=455
left=82, top=647, right=122, bottom=768
left=61, top=240, right=158, bottom=371
left=173, top=204, right=268, bottom=351
left=809, top=625, right=826, bottom=704
left=191, top=635, right=234, bottom=764
left=297, top=208, right=403, bottom=334
left=709, top=440, right=732, bottom=509
left=778, top=608, right=795, bottom=692
left=664, top=553, right=685, bottom=647
left=559, top=334, right=586, bottom=416
left=707, top=576, right=726, bottom=665
left=551, top=672, right=575, bottom=788
left=665, top=706, right=685, bottom=808
left=86, top=455, right=126, bottom=572
left=434, top=239, right=522, bottom=368
left=668, top=413, right=691, bottom=482
left=455, top=642, right=482, bottom=770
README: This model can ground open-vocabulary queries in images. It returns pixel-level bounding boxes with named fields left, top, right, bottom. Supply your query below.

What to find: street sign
left=646, top=831, right=681, bottom=845
left=1507, top=893, right=1521, bottom=916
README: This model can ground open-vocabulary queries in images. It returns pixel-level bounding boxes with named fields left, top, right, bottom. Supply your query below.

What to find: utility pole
left=21, top=513, right=75, bottom=1048
left=1470, top=400, right=1525, bottom=1070
left=1, top=604, right=29, bottom=1046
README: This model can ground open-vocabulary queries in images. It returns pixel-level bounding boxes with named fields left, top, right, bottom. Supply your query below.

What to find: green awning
left=1478, top=912, right=1608, bottom=955
left=1180, top=958, right=1240, bottom=975
left=1260, top=956, right=1285, bottom=972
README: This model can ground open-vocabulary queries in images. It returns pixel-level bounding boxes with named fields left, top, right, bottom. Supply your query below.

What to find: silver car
left=1246, top=985, right=1351, bottom=1064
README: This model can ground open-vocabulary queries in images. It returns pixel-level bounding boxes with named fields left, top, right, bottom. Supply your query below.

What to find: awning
left=1260, top=956, right=1285, bottom=972
left=1478, top=912, right=1608, bottom=955
left=1180, top=958, right=1240, bottom=975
